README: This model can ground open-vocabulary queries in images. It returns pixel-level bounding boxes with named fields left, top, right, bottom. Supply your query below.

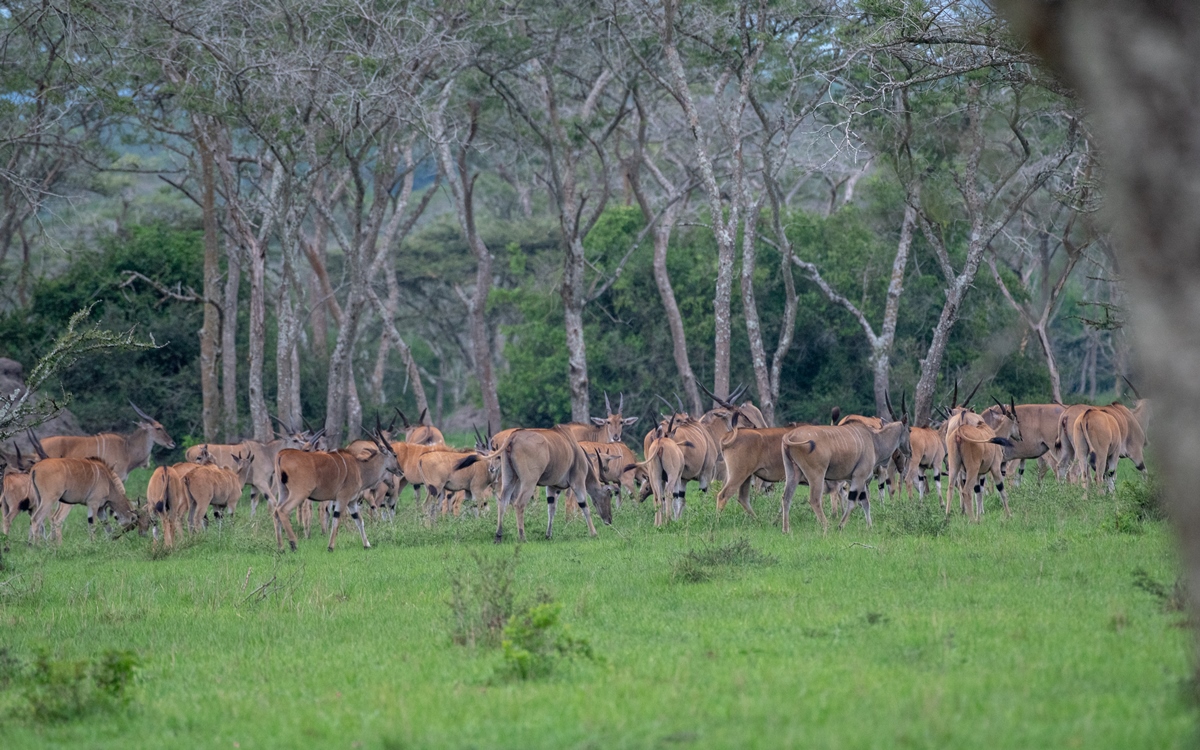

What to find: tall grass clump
left=448, top=548, right=521, bottom=648
left=885, top=496, right=949, bottom=537
left=671, top=537, right=777, bottom=583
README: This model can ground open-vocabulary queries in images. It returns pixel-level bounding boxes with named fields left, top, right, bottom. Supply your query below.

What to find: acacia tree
left=0, top=2, right=115, bottom=309
left=622, top=87, right=703, bottom=415
left=431, top=79, right=502, bottom=431
left=986, top=162, right=1096, bottom=403
left=479, top=4, right=630, bottom=421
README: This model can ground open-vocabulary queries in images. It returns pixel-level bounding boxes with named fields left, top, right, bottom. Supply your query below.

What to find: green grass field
left=0, top=467, right=1194, bottom=749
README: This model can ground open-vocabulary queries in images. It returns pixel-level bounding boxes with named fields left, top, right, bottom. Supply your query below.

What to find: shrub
left=1116, top=477, right=1165, bottom=523
left=497, top=600, right=595, bottom=681
left=23, top=649, right=139, bottom=722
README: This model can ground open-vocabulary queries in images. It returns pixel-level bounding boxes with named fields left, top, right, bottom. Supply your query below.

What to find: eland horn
left=129, top=400, right=155, bottom=422
left=1121, top=374, right=1143, bottom=400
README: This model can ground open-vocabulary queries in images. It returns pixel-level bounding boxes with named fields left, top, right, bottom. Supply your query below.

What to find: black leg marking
left=332, top=510, right=341, bottom=518
left=996, top=481, right=1004, bottom=492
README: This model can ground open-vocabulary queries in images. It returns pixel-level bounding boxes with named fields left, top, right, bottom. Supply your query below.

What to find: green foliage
left=7, top=649, right=140, bottom=723
left=497, top=599, right=595, bottom=682
left=0, top=223, right=205, bottom=454
left=1117, top=478, right=1166, bottom=523
left=1105, top=479, right=1165, bottom=535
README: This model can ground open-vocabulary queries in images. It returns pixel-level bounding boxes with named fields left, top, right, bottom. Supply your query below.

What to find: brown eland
left=492, top=426, right=613, bottom=543
left=28, top=457, right=138, bottom=543
left=273, top=428, right=400, bottom=552
left=779, top=417, right=911, bottom=533
left=39, top=401, right=175, bottom=480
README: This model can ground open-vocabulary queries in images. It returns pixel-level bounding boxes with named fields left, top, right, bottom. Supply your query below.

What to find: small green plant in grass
left=885, top=497, right=949, bottom=537
left=22, top=649, right=139, bottom=722
left=497, top=599, right=595, bottom=681
left=670, top=537, right=777, bottom=583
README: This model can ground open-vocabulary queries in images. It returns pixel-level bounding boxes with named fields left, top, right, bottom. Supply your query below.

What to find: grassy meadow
left=0, top=464, right=1194, bottom=749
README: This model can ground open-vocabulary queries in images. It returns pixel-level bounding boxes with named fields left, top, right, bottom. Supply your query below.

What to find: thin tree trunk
left=196, top=119, right=221, bottom=442
left=873, top=202, right=917, bottom=415
left=661, top=36, right=739, bottom=401
left=563, top=236, right=590, bottom=422
left=1032, top=323, right=1063, bottom=403
left=739, top=199, right=773, bottom=420
left=369, top=262, right=401, bottom=404
left=652, top=212, right=702, bottom=415
left=221, top=245, right=240, bottom=441
left=365, top=284, right=429, bottom=415
left=247, top=241, right=270, bottom=442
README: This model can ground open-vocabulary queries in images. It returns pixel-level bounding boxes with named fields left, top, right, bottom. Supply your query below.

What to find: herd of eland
left=0, top=383, right=1152, bottom=551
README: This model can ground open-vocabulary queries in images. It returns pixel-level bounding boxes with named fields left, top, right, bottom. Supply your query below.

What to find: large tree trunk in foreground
left=1000, top=0, right=1200, bottom=683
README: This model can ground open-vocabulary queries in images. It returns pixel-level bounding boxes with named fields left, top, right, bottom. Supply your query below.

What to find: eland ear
left=622, top=416, right=639, bottom=425
left=590, top=417, right=607, bottom=426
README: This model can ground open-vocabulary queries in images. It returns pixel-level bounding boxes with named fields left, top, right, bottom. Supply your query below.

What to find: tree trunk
left=651, top=210, right=702, bottom=416
left=221, top=245, right=240, bottom=441
left=247, top=241, right=270, bottom=442
left=365, top=283, right=429, bottom=415
left=1033, top=323, right=1063, bottom=403
left=369, top=261, right=401, bottom=404
left=275, top=292, right=298, bottom=428
left=1000, top=0, right=1200, bottom=691
left=432, top=89, right=501, bottom=431
left=912, top=261, right=979, bottom=424
left=661, top=41, right=739, bottom=401
left=873, top=201, right=917, bottom=416
left=563, top=236, right=590, bottom=422
left=469, top=240, right=501, bottom=432
left=196, top=120, right=221, bottom=442
left=739, top=201, right=773, bottom=421
left=324, top=289, right=365, bottom=446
